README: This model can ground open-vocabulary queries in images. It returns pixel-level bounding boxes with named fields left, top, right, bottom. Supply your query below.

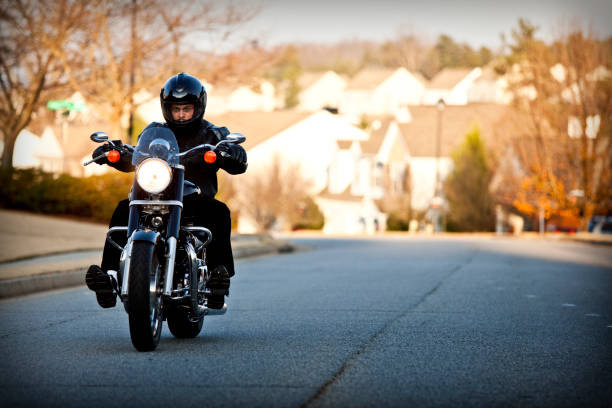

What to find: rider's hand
left=92, top=140, right=123, bottom=164
left=216, top=144, right=246, bottom=165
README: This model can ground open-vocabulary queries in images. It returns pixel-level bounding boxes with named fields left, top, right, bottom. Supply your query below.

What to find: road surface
left=0, top=236, right=610, bottom=407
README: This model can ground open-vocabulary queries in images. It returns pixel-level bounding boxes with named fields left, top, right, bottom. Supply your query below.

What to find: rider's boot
left=205, top=265, right=230, bottom=309
left=85, top=265, right=117, bottom=308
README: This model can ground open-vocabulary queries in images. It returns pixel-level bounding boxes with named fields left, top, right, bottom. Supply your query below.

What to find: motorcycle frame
left=106, top=164, right=218, bottom=316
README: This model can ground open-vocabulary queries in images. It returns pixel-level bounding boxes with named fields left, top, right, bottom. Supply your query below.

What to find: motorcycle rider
left=86, top=72, right=247, bottom=310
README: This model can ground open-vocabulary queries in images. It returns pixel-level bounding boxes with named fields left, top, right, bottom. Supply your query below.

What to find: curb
left=0, top=241, right=295, bottom=300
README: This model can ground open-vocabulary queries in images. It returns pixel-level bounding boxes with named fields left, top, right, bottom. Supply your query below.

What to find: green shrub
left=291, top=197, right=324, bottom=230
left=386, top=212, right=408, bottom=231
left=0, top=168, right=132, bottom=223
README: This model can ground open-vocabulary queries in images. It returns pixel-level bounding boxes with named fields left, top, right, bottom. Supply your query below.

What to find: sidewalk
left=0, top=210, right=294, bottom=298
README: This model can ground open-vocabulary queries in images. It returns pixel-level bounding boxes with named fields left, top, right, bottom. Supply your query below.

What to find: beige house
left=339, top=67, right=427, bottom=117
left=422, top=67, right=482, bottom=105
left=3, top=128, right=64, bottom=174
left=207, top=110, right=408, bottom=234
left=397, top=104, right=511, bottom=211
left=468, top=67, right=512, bottom=104
left=297, top=71, right=347, bottom=112
left=318, top=117, right=412, bottom=234
left=206, top=81, right=276, bottom=115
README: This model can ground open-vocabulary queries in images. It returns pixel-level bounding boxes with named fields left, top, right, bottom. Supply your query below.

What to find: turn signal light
left=107, top=150, right=120, bottom=163
left=204, top=150, right=217, bottom=163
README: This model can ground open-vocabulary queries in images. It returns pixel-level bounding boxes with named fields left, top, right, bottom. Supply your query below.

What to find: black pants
left=101, top=195, right=235, bottom=277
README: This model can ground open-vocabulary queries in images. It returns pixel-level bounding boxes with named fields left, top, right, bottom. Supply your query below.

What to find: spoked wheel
left=128, top=241, right=163, bottom=351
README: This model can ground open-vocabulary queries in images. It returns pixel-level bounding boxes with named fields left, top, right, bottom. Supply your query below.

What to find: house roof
left=398, top=104, right=514, bottom=157
left=346, top=68, right=396, bottom=90
left=206, top=111, right=313, bottom=150
left=336, top=140, right=353, bottom=150
left=428, top=68, right=475, bottom=89
left=360, top=116, right=395, bottom=155
left=298, top=72, right=326, bottom=89
left=411, top=71, right=430, bottom=86
left=475, top=66, right=500, bottom=82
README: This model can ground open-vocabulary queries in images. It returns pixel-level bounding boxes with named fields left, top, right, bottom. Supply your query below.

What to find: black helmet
left=160, top=72, right=207, bottom=128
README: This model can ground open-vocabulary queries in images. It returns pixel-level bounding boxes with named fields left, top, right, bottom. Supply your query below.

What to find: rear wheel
left=128, top=242, right=163, bottom=351
left=167, top=309, right=203, bottom=338
left=168, top=253, right=204, bottom=338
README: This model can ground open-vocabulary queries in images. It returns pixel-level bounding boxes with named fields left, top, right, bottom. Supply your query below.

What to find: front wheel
left=128, top=241, right=163, bottom=351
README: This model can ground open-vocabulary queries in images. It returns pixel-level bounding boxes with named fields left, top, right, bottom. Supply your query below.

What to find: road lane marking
left=562, top=303, right=576, bottom=307
left=585, top=313, right=600, bottom=317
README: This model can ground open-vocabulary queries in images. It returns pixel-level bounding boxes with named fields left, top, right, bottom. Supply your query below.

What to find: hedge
left=0, top=168, right=133, bottom=223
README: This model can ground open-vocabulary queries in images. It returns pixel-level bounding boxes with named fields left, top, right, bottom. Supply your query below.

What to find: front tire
left=128, top=241, right=163, bottom=351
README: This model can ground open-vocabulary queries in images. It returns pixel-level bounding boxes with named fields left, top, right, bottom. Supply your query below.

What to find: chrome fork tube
left=120, top=239, right=133, bottom=299
left=163, top=237, right=178, bottom=296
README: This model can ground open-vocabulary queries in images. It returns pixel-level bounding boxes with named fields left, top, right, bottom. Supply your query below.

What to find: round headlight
left=136, top=158, right=172, bottom=194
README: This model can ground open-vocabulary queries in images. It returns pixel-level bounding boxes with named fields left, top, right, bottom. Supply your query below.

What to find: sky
left=227, top=0, right=612, bottom=51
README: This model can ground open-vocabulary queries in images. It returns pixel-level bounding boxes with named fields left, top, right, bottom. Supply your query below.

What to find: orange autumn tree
left=501, top=19, right=612, bottom=228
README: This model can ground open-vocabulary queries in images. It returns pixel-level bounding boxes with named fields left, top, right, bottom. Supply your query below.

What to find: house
left=297, top=71, right=347, bottom=111
left=207, top=110, right=400, bottom=234
left=397, top=104, right=511, bottom=211
left=339, top=67, right=426, bottom=117
left=318, top=116, right=411, bottom=234
left=468, top=66, right=512, bottom=104
left=2, top=128, right=64, bottom=173
left=207, top=110, right=368, bottom=193
left=422, top=67, right=482, bottom=105
left=205, top=81, right=276, bottom=114
left=207, top=109, right=416, bottom=234
left=316, top=187, right=386, bottom=234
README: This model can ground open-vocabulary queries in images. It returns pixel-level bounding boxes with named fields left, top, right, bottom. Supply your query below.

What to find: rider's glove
left=216, top=143, right=246, bottom=165
left=92, top=140, right=123, bottom=165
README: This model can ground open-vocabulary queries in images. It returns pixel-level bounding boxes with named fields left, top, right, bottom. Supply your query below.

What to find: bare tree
left=54, top=0, right=258, bottom=142
left=0, top=0, right=92, bottom=169
left=234, top=157, right=315, bottom=232
left=503, top=20, right=611, bottom=226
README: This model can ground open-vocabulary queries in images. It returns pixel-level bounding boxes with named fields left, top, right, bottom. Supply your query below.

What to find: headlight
left=136, top=158, right=172, bottom=194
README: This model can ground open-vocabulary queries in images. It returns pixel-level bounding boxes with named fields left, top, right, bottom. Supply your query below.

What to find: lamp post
left=432, top=98, right=445, bottom=232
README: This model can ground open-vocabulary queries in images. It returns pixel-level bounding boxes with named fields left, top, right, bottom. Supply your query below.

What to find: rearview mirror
left=226, top=133, right=246, bottom=144
left=90, top=132, right=109, bottom=143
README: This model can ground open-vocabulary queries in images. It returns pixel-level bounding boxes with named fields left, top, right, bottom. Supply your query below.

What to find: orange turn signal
left=107, top=150, right=120, bottom=163
left=204, top=150, right=217, bottom=163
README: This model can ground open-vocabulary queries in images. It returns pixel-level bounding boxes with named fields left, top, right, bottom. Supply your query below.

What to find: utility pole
left=127, top=0, right=137, bottom=144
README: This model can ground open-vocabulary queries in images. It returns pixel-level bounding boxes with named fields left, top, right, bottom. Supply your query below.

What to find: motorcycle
left=84, top=127, right=245, bottom=351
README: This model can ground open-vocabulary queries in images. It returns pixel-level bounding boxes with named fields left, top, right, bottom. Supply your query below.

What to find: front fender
left=131, top=230, right=160, bottom=245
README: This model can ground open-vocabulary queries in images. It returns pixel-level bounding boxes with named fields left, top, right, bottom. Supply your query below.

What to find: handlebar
left=83, top=143, right=134, bottom=166
left=83, top=131, right=244, bottom=167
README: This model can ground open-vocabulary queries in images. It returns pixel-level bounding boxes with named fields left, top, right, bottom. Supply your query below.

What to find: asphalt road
left=0, top=236, right=611, bottom=407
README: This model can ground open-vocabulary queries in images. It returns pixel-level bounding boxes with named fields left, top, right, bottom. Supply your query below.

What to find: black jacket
left=105, top=120, right=247, bottom=198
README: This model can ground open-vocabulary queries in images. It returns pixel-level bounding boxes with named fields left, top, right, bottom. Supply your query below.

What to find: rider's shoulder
left=202, top=120, right=230, bottom=142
